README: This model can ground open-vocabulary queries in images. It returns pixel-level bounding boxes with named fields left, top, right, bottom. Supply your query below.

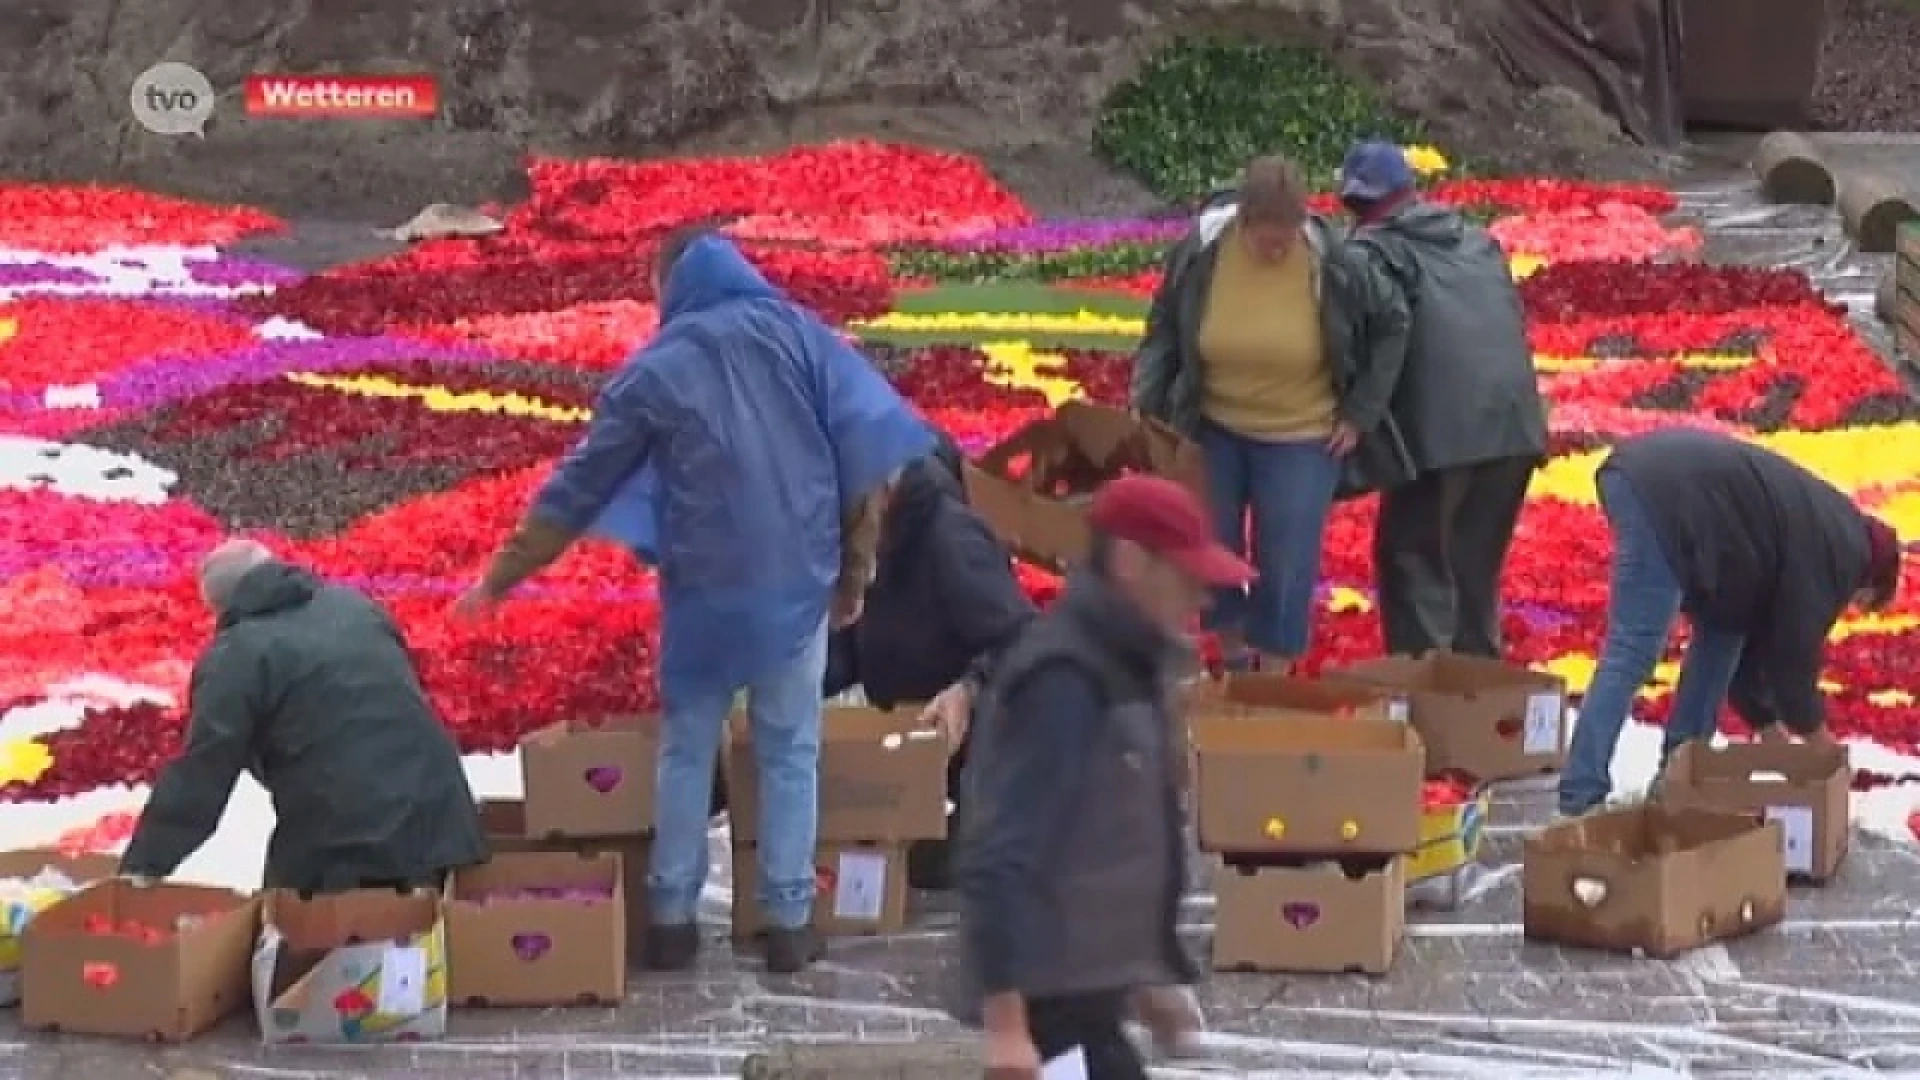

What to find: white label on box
left=376, top=945, right=427, bottom=1017
left=1523, top=692, right=1563, bottom=754
left=1042, top=1047, right=1089, bottom=1080
left=1387, top=697, right=1410, bottom=725
left=1765, top=805, right=1814, bottom=874
left=832, top=851, right=888, bottom=921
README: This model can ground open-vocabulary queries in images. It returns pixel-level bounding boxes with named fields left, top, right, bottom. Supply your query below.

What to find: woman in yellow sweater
left=1133, top=156, right=1413, bottom=671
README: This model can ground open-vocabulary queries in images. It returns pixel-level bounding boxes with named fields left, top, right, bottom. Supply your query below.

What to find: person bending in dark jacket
left=121, top=539, right=488, bottom=894
left=959, top=475, right=1236, bottom=1080
left=821, top=433, right=1036, bottom=888
left=1558, top=430, right=1902, bottom=816
left=1340, top=140, right=1549, bottom=658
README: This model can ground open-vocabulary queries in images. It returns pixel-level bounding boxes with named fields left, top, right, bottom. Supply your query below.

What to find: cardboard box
left=965, top=401, right=1205, bottom=570
left=1657, top=741, right=1850, bottom=882
left=730, top=840, right=909, bottom=940
left=519, top=718, right=658, bottom=840
left=1202, top=673, right=1403, bottom=725
left=1212, top=856, right=1405, bottom=974
left=0, top=849, right=119, bottom=1005
left=727, top=707, right=947, bottom=844
left=22, top=880, right=256, bottom=1040
left=1192, top=711, right=1423, bottom=855
left=446, top=850, right=625, bottom=1006
left=254, top=889, right=447, bottom=1043
left=477, top=799, right=650, bottom=963
left=1522, top=805, right=1786, bottom=959
left=1408, top=784, right=1491, bottom=882
left=1326, top=652, right=1568, bottom=780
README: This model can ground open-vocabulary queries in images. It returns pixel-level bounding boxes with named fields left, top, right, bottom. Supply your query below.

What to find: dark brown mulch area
left=1814, top=0, right=1920, bottom=130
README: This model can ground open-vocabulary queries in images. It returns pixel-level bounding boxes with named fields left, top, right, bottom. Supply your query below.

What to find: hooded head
left=651, top=225, right=781, bottom=322
left=1339, top=140, right=1417, bottom=220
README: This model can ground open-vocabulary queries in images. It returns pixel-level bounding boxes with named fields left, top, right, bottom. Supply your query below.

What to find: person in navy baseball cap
left=1338, top=139, right=1418, bottom=215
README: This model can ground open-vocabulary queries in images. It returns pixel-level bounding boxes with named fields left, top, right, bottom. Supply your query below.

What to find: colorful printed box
left=253, top=889, right=447, bottom=1044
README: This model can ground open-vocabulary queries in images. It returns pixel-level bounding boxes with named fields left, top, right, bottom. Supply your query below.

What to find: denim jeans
left=1196, top=419, right=1340, bottom=658
left=650, top=615, right=828, bottom=928
left=1559, top=472, right=1747, bottom=814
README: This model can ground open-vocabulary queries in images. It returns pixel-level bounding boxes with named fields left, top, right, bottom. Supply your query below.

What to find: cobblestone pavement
left=8, top=144, right=1920, bottom=1078
left=7, top=777, right=1920, bottom=1079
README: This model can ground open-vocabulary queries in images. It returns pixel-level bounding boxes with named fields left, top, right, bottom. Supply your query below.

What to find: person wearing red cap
left=1559, top=428, right=1902, bottom=817
left=957, top=474, right=1250, bottom=1079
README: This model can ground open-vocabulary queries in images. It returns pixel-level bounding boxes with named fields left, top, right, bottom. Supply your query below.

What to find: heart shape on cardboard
left=1281, top=901, right=1320, bottom=929
left=511, top=931, right=553, bottom=961
left=1495, top=716, right=1521, bottom=739
left=583, top=765, right=622, bottom=793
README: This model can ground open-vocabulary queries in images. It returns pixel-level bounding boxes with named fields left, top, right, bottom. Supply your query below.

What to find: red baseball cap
left=1088, top=475, right=1255, bottom=587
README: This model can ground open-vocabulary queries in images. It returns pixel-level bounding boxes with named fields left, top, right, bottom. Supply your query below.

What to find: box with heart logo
left=1324, top=652, right=1568, bottom=781
left=21, top=879, right=257, bottom=1040
left=475, top=799, right=650, bottom=963
left=253, top=888, right=447, bottom=1044
left=1522, top=805, right=1786, bottom=959
left=0, top=849, right=119, bottom=1005
left=1655, top=741, right=1849, bottom=882
left=1212, top=856, right=1405, bottom=974
left=964, top=401, right=1205, bottom=571
left=729, top=840, right=909, bottom=940
left=1191, top=710, right=1424, bottom=855
left=726, top=707, right=948, bottom=845
left=519, top=718, right=658, bottom=840
left=444, top=850, right=624, bottom=1006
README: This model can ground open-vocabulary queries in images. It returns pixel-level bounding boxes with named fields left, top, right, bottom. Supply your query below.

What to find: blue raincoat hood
left=538, top=232, right=933, bottom=692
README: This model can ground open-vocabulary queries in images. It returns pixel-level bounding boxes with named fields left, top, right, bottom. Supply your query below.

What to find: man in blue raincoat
left=455, top=226, right=932, bottom=973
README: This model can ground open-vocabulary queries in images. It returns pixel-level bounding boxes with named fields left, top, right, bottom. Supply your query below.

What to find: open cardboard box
left=1213, top=856, right=1405, bottom=974
left=1193, top=711, right=1423, bottom=855
left=476, top=799, right=650, bottom=963
left=1522, top=805, right=1786, bottom=958
left=254, top=888, right=447, bottom=1044
left=1199, top=673, right=1403, bottom=725
left=730, top=839, right=909, bottom=940
left=964, top=401, right=1205, bottom=571
left=21, top=879, right=257, bottom=1040
left=1326, top=652, right=1568, bottom=780
left=0, top=848, right=120, bottom=1005
left=1657, top=741, right=1850, bottom=881
left=518, top=717, right=658, bottom=840
left=727, top=707, right=948, bottom=844
left=446, top=850, right=624, bottom=1006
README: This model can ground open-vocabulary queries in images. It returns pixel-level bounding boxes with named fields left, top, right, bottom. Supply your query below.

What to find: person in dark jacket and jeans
left=960, top=475, right=1239, bottom=1079
left=1558, top=429, right=1902, bottom=816
left=1133, top=153, right=1414, bottom=674
left=1340, top=140, right=1549, bottom=658
left=121, top=539, right=488, bottom=894
left=820, top=433, right=1036, bottom=887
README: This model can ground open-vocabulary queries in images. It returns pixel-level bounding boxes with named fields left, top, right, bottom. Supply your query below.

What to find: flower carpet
left=0, top=139, right=1918, bottom=861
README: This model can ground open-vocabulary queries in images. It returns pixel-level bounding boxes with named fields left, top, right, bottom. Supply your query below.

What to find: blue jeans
left=1559, top=472, right=1747, bottom=814
left=650, top=615, right=828, bottom=929
left=1196, top=420, right=1340, bottom=658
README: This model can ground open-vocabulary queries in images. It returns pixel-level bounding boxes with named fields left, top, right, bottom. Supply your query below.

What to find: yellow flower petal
left=979, top=341, right=1082, bottom=407
left=0, top=739, right=52, bottom=787
left=1869, top=689, right=1915, bottom=707
left=1403, top=145, right=1450, bottom=176
left=850, top=311, right=1145, bottom=337
left=0, top=317, right=16, bottom=344
left=1509, top=255, right=1546, bottom=280
left=288, top=373, right=589, bottom=424
left=1326, top=586, right=1372, bottom=614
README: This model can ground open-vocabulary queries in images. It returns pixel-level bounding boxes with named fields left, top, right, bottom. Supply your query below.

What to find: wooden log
left=1877, top=268, right=1900, bottom=324
left=1839, top=169, right=1920, bottom=253
left=1751, top=131, right=1834, bottom=204
left=740, top=1041, right=980, bottom=1080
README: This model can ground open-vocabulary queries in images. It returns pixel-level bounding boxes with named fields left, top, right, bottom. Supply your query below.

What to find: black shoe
left=763, top=926, right=821, bottom=974
left=906, top=837, right=953, bottom=891
left=644, top=923, right=700, bottom=971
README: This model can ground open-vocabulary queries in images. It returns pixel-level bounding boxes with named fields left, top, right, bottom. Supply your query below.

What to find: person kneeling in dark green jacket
left=120, top=539, right=488, bottom=896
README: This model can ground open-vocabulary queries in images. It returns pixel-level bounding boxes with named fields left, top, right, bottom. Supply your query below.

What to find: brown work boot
left=764, top=926, right=821, bottom=974
left=643, top=923, right=700, bottom=971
